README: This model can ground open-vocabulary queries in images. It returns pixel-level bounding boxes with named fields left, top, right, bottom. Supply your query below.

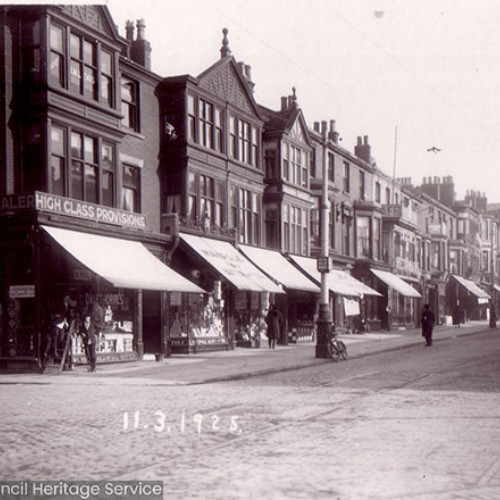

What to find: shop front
left=370, top=268, right=422, bottom=329
left=239, top=245, right=320, bottom=344
left=288, top=255, right=381, bottom=333
left=0, top=192, right=203, bottom=371
left=169, top=233, right=284, bottom=353
left=446, top=275, right=490, bottom=322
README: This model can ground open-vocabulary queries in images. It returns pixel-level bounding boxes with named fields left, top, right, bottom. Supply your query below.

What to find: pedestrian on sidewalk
left=81, top=302, right=104, bottom=372
left=265, top=304, right=282, bottom=349
left=421, top=304, right=435, bottom=346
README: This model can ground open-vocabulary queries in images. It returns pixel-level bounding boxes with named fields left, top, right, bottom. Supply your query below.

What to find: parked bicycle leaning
left=329, top=325, right=348, bottom=361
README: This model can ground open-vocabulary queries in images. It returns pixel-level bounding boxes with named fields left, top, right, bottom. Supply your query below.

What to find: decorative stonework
left=200, top=64, right=252, bottom=112
left=290, top=119, right=306, bottom=142
left=62, top=5, right=110, bottom=35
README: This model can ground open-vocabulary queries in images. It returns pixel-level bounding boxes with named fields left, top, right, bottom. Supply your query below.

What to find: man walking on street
left=421, top=304, right=435, bottom=346
left=265, top=304, right=282, bottom=349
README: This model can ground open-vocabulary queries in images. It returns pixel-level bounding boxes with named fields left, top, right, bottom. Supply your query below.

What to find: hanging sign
left=9, top=285, right=35, bottom=299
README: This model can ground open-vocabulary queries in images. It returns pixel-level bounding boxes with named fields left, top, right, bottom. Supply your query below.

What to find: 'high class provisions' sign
left=0, top=192, right=148, bottom=230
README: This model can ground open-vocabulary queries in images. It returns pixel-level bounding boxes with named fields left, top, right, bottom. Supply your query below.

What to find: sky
left=16, top=0, right=500, bottom=202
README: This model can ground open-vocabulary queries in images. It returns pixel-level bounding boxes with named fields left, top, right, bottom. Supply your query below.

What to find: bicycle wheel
left=338, top=340, right=348, bottom=360
left=331, top=343, right=340, bottom=361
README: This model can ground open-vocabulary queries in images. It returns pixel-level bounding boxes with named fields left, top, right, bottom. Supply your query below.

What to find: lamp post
left=316, top=121, right=332, bottom=358
left=490, top=220, right=496, bottom=328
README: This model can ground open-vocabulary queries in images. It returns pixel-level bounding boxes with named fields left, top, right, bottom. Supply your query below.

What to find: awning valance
left=180, top=234, right=284, bottom=294
left=344, top=297, right=361, bottom=316
left=452, top=275, right=490, bottom=299
left=239, top=245, right=320, bottom=293
left=43, top=225, right=204, bottom=293
left=290, top=255, right=381, bottom=297
left=371, top=269, right=422, bottom=298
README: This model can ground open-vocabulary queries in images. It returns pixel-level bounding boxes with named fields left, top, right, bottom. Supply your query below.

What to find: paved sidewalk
left=0, top=321, right=493, bottom=386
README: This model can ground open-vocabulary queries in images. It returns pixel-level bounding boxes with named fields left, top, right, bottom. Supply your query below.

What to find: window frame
left=121, top=163, right=141, bottom=214
left=121, top=76, right=139, bottom=131
left=48, top=21, right=115, bottom=108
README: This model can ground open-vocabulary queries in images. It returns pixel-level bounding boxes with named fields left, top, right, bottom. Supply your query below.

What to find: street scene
left=2, top=2, right=500, bottom=499
left=1, top=322, right=500, bottom=499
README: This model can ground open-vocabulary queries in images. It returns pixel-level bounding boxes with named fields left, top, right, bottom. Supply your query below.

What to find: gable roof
left=60, top=5, right=122, bottom=41
left=196, top=56, right=263, bottom=120
left=260, top=104, right=313, bottom=147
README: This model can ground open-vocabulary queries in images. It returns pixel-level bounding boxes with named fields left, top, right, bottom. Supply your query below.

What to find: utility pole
left=316, top=121, right=332, bottom=358
left=490, top=220, right=496, bottom=328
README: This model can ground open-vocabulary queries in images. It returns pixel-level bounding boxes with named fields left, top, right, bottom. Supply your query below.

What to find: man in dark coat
left=421, top=304, right=435, bottom=346
left=82, top=302, right=104, bottom=372
left=265, top=304, right=282, bottom=349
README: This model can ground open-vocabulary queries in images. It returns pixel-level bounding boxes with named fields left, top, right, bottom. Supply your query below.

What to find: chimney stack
left=354, top=134, right=372, bottom=164
left=328, top=120, right=339, bottom=144
left=321, top=121, right=328, bottom=137
left=130, top=19, right=152, bottom=70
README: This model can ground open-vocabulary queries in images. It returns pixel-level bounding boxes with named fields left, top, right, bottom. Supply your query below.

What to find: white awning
left=371, top=269, right=422, bottom=298
left=289, top=255, right=381, bottom=297
left=239, top=245, right=320, bottom=293
left=180, top=234, right=284, bottom=294
left=453, top=275, right=490, bottom=299
left=42, top=225, right=204, bottom=293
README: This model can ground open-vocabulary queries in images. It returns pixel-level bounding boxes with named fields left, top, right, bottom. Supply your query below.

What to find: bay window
left=49, top=21, right=114, bottom=107
left=50, top=124, right=117, bottom=207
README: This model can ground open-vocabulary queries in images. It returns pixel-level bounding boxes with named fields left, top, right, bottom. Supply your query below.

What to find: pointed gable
left=290, top=117, right=307, bottom=142
left=284, top=110, right=312, bottom=147
left=61, top=5, right=117, bottom=39
left=197, top=58, right=261, bottom=118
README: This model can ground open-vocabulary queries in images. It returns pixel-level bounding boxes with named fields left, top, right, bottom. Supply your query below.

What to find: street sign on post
left=317, top=256, right=331, bottom=273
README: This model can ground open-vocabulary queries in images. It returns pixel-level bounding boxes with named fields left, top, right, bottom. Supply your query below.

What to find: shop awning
left=371, top=269, right=422, bottom=298
left=180, top=234, right=284, bottom=294
left=239, top=245, right=320, bottom=293
left=452, top=275, right=490, bottom=299
left=42, top=225, right=204, bottom=293
left=494, top=284, right=500, bottom=294
left=289, top=255, right=381, bottom=297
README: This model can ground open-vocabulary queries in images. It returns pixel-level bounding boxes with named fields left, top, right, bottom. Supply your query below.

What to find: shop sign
left=9, top=284, right=35, bottom=299
left=0, top=192, right=148, bottom=230
left=73, top=269, right=91, bottom=281
left=0, top=194, right=36, bottom=211
left=317, top=256, right=331, bottom=273
left=35, top=192, right=148, bottom=229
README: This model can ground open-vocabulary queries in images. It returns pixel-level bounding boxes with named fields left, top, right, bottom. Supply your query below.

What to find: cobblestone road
left=1, top=329, right=500, bottom=499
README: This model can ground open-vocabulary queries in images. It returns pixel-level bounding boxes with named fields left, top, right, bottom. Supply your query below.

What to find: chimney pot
left=125, top=20, right=134, bottom=41
left=281, top=97, right=288, bottom=111
left=357, top=136, right=362, bottom=146
left=321, top=121, right=328, bottom=136
left=313, top=122, right=320, bottom=132
left=363, top=135, right=368, bottom=145
left=136, top=19, right=146, bottom=40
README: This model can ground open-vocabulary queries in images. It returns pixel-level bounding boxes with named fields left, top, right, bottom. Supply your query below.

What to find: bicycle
left=330, top=330, right=348, bottom=361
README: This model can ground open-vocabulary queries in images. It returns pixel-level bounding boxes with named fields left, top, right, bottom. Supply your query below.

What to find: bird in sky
left=427, top=147, right=441, bottom=153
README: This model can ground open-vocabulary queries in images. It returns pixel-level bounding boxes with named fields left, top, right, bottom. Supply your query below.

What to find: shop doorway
left=143, top=290, right=162, bottom=354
